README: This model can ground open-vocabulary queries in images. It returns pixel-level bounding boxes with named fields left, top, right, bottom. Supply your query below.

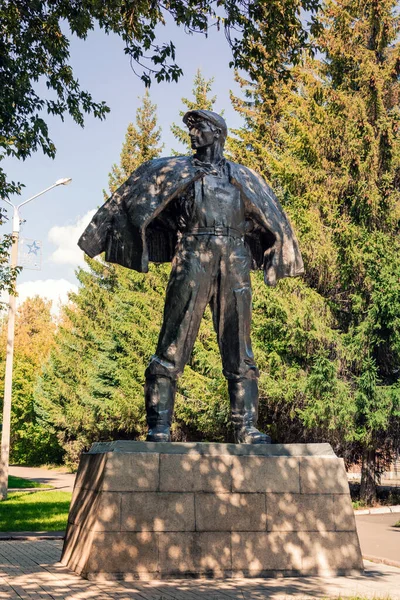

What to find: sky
left=0, top=15, right=245, bottom=313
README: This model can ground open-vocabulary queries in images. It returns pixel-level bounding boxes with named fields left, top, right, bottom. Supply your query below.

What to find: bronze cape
left=78, top=156, right=304, bottom=285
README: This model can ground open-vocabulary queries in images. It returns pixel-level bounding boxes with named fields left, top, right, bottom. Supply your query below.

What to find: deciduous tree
left=0, top=1, right=321, bottom=197
left=0, top=296, right=61, bottom=464
left=0, top=1, right=322, bottom=292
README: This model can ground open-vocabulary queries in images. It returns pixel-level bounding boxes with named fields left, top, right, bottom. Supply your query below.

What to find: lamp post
left=0, top=178, right=72, bottom=500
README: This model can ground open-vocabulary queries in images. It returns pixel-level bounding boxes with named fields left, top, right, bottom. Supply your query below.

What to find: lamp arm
left=17, top=182, right=59, bottom=209
left=0, top=198, right=13, bottom=208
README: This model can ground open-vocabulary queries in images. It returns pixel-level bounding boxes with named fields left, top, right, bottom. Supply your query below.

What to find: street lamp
left=0, top=178, right=72, bottom=500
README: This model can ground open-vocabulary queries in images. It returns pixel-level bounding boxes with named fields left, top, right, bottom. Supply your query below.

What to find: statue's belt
left=182, top=226, right=244, bottom=238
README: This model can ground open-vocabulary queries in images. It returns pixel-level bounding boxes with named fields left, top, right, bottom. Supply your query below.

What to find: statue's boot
left=145, top=376, right=176, bottom=442
left=228, top=378, right=271, bottom=444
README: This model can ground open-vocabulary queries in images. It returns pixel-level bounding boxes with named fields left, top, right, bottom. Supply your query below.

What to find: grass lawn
left=8, top=475, right=50, bottom=489
left=0, top=491, right=71, bottom=531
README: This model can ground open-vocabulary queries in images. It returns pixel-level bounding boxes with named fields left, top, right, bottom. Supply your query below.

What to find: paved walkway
left=356, top=513, right=400, bottom=565
left=0, top=540, right=399, bottom=599
left=9, top=466, right=75, bottom=492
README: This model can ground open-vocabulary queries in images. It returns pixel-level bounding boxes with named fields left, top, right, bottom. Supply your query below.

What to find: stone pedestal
left=61, top=441, right=363, bottom=580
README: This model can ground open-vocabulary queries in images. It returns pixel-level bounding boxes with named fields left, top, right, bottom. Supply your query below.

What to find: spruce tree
left=230, top=0, right=400, bottom=502
left=36, top=259, right=155, bottom=467
left=36, top=89, right=230, bottom=466
left=37, top=93, right=165, bottom=466
left=36, top=256, right=230, bottom=466
left=171, top=69, right=219, bottom=154
left=107, top=90, right=164, bottom=194
left=37, top=58, right=355, bottom=466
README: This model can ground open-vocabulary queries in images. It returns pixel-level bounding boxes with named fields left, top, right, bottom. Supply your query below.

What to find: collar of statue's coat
left=191, top=156, right=227, bottom=177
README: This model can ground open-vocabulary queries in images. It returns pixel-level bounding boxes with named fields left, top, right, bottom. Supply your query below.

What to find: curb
left=363, top=555, right=400, bottom=569
left=0, top=532, right=65, bottom=540
left=354, top=505, right=400, bottom=515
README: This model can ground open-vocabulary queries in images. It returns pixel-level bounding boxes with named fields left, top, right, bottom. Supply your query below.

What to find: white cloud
left=1, top=279, right=78, bottom=316
left=48, top=210, right=96, bottom=266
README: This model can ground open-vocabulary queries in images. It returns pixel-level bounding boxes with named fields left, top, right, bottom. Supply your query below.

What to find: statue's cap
left=183, top=110, right=227, bottom=139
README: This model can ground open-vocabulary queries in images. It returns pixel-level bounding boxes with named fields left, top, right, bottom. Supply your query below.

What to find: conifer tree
left=37, top=94, right=165, bottom=465
left=107, top=90, right=164, bottom=194
left=37, top=259, right=153, bottom=467
left=36, top=90, right=230, bottom=466
left=36, top=255, right=231, bottom=466
left=171, top=69, right=219, bottom=154
left=36, top=55, right=358, bottom=467
left=230, top=0, right=400, bottom=502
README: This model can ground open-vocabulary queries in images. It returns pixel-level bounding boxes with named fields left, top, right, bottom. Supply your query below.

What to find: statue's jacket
left=79, top=156, right=304, bottom=286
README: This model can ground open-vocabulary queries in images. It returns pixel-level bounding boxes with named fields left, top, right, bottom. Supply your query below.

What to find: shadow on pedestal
left=61, top=441, right=363, bottom=580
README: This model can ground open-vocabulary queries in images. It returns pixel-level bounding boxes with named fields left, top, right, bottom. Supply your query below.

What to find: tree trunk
left=360, top=447, right=377, bottom=505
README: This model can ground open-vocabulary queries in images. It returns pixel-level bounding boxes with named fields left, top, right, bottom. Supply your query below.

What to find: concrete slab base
left=61, top=441, right=363, bottom=580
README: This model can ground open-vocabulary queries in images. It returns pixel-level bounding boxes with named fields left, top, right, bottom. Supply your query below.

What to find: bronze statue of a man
left=79, top=110, right=304, bottom=444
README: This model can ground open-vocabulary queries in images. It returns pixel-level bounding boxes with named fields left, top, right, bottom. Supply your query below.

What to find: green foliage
left=35, top=259, right=230, bottom=465
left=31, top=3, right=400, bottom=493
left=221, top=0, right=322, bottom=86
left=0, top=0, right=321, bottom=200
left=36, top=260, right=148, bottom=464
left=107, top=91, right=164, bottom=195
left=249, top=275, right=353, bottom=447
left=0, top=490, right=71, bottom=531
left=0, top=297, right=63, bottom=465
left=170, top=69, right=219, bottom=154
left=229, top=0, right=400, bottom=498
left=0, top=225, right=20, bottom=297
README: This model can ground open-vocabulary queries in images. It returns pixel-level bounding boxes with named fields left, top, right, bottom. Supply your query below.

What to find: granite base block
left=61, top=441, right=363, bottom=579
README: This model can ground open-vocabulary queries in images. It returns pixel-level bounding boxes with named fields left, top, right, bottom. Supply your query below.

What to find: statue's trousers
left=146, top=233, right=259, bottom=382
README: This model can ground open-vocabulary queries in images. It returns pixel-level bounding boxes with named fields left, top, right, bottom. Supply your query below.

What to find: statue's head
left=183, top=110, right=227, bottom=153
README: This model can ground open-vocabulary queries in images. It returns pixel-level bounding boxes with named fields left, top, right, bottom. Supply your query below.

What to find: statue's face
left=188, top=119, right=220, bottom=150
